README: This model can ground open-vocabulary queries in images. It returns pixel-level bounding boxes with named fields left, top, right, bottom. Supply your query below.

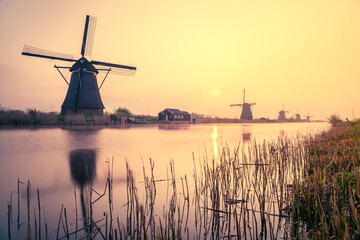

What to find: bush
left=27, top=108, right=39, bottom=125
left=328, top=114, right=343, bottom=127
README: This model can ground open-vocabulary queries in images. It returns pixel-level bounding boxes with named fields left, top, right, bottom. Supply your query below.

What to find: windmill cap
left=70, top=57, right=99, bottom=74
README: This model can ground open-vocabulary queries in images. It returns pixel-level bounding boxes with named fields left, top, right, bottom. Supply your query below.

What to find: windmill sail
left=96, top=67, right=136, bottom=76
left=92, top=60, right=137, bottom=76
left=22, top=45, right=75, bottom=62
left=91, top=60, right=136, bottom=70
left=81, top=15, right=97, bottom=57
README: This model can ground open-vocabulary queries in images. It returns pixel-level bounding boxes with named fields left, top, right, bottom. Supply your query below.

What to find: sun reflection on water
left=211, top=126, right=219, bottom=159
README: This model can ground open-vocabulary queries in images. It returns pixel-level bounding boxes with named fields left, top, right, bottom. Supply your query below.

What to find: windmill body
left=22, top=15, right=136, bottom=115
left=278, top=105, right=289, bottom=121
left=240, top=103, right=254, bottom=120
left=230, top=89, right=256, bottom=120
left=278, top=111, right=287, bottom=121
left=61, top=58, right=104, bottom=114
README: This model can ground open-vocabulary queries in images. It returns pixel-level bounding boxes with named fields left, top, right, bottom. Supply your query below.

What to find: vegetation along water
left=3, top=120, right=359, bottom=239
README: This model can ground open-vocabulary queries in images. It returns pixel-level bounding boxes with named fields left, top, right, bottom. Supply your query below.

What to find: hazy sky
left=1, top=0, right=360, bottom=119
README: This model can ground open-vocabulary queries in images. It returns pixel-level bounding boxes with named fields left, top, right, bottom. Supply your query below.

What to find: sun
left=213, top=90, right=219, bottom=96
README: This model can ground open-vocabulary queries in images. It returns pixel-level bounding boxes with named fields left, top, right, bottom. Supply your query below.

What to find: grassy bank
left=291, top=120, right=360, bottom=238
left=0, top=108, right=158, bottom=126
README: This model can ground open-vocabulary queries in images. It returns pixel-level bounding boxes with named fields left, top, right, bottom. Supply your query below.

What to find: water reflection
left=158, top=124, right=190, bottom=130
left=63, top=126, right=101, bottom=151
left=70, top=149, right=96, bottom=187
left=242, top=125, right=252, bottom=143
left=61, top=125, right=104, bottom=132
left=211, top=126, right=219, bottom=159
left=279, top=129, right=285, bottom=137
left=69, top=148, right=97, bottom=234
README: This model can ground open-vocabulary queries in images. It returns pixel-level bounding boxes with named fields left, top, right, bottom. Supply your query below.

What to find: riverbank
left=0, top=111, right=324, bottom=126
left=291, top=120, right=360, bottom=238
left=0, top=105, right=327, bottom=126
left=0, top=110, right=159, bottom=125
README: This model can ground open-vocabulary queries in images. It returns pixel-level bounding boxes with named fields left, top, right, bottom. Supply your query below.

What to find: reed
left=37, top=189, right=41, bottom=240
left=27, top=180, right=31, bottom=240
left=8, top=202, right=11, bottom=240
left=34, top=208, right=37, bottom=240
left=43, top=207, right=48, bottom=240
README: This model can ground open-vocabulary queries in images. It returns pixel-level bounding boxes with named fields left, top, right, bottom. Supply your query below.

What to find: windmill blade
left=95, top=66, right=136, bottom=77
left=243, top=89, right=246, bottom=104
left=91, top=60, right=137, bottom=71
left=107, top=68, right=136, bottom=76
left=230, top=104, right=243, bottom=107
left=22, top=45, right=75, bottom=62
left=96, top=67, right=136, bottom=77
left=249, top=102, right=256, bottom=105
left=81, top=15, right=97, bottom=57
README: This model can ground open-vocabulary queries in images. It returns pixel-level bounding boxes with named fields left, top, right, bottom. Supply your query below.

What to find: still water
left=0, top=122, right=329, bottom=238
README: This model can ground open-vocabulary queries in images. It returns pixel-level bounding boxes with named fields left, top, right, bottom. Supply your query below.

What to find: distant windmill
left=230, top=89, right=256, bottom=120
left=291, top=113, right=301, bottom=121
left=278, top=104, right=289, bottom=121
left=293, top=109, right=301, bottom=121
left=303, top=112, right=315, bottom=122
left=22, top=15, right=136, bottom=115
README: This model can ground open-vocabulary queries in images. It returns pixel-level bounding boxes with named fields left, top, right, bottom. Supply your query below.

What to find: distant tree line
left=191, top=112, right=213, bottom=119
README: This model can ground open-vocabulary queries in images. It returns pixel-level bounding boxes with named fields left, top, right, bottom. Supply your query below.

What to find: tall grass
left=290, top=120, right=360, bottom=239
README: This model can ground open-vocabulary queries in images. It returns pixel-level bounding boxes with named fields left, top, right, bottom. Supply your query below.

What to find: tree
left=116, top=107, right=132, bottom=117
left=109, top=113, right=117, bottom=124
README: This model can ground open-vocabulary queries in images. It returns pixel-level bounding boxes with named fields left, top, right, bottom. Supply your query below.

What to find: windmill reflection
left=242, top=125, right=252, bottom=143
left=69, top=148, right=97, bottom=233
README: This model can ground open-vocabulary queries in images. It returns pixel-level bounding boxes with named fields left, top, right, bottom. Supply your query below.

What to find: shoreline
left=0, top=119, right=326, bottom=130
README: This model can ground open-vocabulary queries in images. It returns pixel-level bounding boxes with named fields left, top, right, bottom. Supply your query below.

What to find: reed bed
left=6, top=122, right=360, bottom=239
left=290, top=121, right=360, bottom=239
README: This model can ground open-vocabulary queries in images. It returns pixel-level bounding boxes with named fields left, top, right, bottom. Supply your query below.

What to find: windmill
left=230, top=89, right=256, bottom=120
left=22, top=15, right=136, bottom=115
left=292, top=109, right=301, bottom=121
left=278, top=104, right=289, bottom=121
left=303, top=112, right=315, bottom=122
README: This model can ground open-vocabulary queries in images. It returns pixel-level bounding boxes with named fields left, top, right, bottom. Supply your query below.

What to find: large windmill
left=230, top=89, right=256, bottom=120
left=22, top=15, right=136, bottom=115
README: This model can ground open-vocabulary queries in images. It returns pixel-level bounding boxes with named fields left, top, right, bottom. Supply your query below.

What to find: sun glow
left=213, top=90, right=219, bottom=96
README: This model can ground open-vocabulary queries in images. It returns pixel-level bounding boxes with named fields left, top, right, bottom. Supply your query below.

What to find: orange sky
left=1, top=0, right=360, bottom=120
